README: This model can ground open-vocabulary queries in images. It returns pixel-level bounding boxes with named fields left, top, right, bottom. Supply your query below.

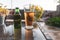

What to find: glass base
left=25, top=26, right=33, bottom=29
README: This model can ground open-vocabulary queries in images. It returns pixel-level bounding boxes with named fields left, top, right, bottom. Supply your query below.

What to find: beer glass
left=24, top=5, right=34, bottom=29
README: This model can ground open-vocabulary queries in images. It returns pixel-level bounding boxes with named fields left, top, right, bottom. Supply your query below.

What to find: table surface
left=21, top=22, right=46, bottom=40
left=0, top=22, right=46, bottom=40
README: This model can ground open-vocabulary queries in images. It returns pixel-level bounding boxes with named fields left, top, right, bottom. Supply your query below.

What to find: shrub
left=46, top=17, right=60, bottom=27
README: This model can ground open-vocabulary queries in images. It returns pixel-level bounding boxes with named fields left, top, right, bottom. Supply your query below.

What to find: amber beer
left=24, top=11, right=34, bottom=29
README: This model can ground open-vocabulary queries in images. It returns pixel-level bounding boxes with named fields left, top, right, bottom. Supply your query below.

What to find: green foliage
left=46, top=17, right=60, bottom=27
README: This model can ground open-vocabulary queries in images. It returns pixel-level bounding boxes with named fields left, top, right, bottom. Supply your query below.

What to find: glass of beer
left=24, top=4, right=34, bottom=29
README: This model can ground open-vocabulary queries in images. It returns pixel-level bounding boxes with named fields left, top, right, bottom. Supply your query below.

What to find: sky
left=0, top=0, right=59, bottom=11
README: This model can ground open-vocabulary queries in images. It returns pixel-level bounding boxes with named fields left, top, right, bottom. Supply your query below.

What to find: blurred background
left=0, top=0, right=59, bottom=10
left=0, top=0, right=60, bottom=19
